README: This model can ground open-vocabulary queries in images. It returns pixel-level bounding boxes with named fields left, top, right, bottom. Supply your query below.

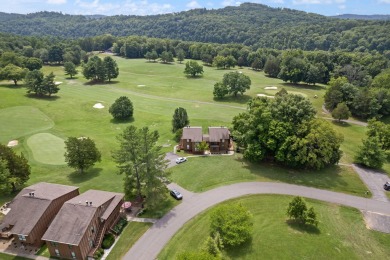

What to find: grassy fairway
left=159, top=195, right=390, bottom=260
left=0, top=57, right=370, bottom=207
left=27, top=133, right=66, bottom=165
left=0, top=106, right=54, bottom=143
left=0, top=253, right=29, bottom=260
left=106, top=222, right=152, bottom=260
left=170, top=154, right=368, bottom=196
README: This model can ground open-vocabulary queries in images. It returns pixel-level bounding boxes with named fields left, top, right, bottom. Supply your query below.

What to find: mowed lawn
left=0, top=56, right=375, bottom=207
left=159, top=195, right=390, bottom=260
left=170, top=154, right=368, bottom=196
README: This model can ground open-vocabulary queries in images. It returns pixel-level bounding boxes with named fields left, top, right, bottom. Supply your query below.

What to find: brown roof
left=208, top=127, right=230, bottom=142
left=42, top=190, right=124, bottom=245
left=0, top=183, right=79, bottom=236
left=182, top=126, right=203, bottom=142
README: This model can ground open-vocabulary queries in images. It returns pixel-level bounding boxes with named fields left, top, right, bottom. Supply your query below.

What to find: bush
left=101, top=233, right=115, bottom=249
left=109, top=96, right=133, bottom=120
left=93, top=248, right=104, bottom=259
left=111, top=218, right=128, bottom=235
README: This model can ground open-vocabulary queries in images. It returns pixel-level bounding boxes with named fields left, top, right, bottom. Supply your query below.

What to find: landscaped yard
left=159, top=194, right=390, bottom=259
left=170, top=154, right=369, bottom=196
left=0, top=253, right=29, bottom=260
left=106, top=222, right=152, bottom=260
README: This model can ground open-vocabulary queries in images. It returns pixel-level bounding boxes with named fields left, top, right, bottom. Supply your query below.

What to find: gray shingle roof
left=208, top=127, right=230, bottom=142
left=0, top=182, right=79, bottom=236
left=42, top=190, right=124, bottom=245
left=182, top=126, right=203, bottom=142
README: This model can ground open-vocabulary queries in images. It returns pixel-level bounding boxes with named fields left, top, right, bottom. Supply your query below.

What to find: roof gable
left=208, top=127, right=230, bottom=142
left=182, top=126, right=203, bottom=142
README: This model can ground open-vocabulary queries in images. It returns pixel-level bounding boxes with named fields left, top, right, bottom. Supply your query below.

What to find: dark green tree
left=222, top=71, right=251, bottom=97
left=113, top=126, right=168, bottom=209
left=213, top=82, right=228, bottom=99
left=160, top=51, right=174, bottom=63
left=184, top=60, right=203, bottom=77
left=331, top=102, right=351, bottom=122
left=64, top=137, right=101, bottom=173
left=287, top=196, right=307, bottom=224
left=177, top=49, right=185, bottom=64
left=42, top=72, right=59, bottom=97
left=103, top=56, right=119, bottom=82
left=48, top=45, right=63, bottom=64
left=366, top=119, right=390, bottom=151
left=64, top=61, right=78, bottom=78
left=0, top=144, right=31, bottom=193
left=109, top=96, right=134, bottom=120
left=210, top=203, right=253, bottom=247
left=25, top=57, right=43, bottom=71
left=172, top=107, right=189, bottom=132
left=355, top=136, right=386, bottom=169
left=82, top=56, right=106, bottom=82
left=25, top=69, right=44, bottom=95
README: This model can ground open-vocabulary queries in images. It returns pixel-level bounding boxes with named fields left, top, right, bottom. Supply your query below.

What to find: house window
left=18, top=235, right=26, bottom=241
left=51, top=242, right=58, bottom=247
left=187, top=139, right=190, bottom=142
left=55, top=249, right=60, bottom=257
left=186, top=145, right=190, bottom=150
left=91, top=226, right=95, bottom=233
left=71, top=252, right=76, bottom=259
left=68, top=244, right=73, bottom=249
left=89, top=239, right=93, bottom=248
left=221, top=139, right=224, bottom=143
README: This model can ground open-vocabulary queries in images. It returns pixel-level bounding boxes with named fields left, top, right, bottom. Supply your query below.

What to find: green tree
left=264, top=55, right=281, bottom=78
left=82, top=56, right=106, bottom=82
left=212, top=55, right=226, bottom=69
left=331, top=102, right=351, bottom=122
left=286, top=196, right=318, bottom=226
left=366, top=119, right=390, bottom=151
left=0, top=51, right=23, bottom=67
left=224, top=55, right=236, bottom=69
left=160, top=51, right=174, bottom=63
left=113, top=126, right=168, bottom=209
left=0, top=160, right=12, bottom=195
left=25, top=69, right=44, bottom=95
left=103, top=56, right=119, bottom=82
left=202, top=236, right=221, bottom=258
left=48, top=45, right=63, bottom=64
left=144, top=50, right=159, bottom=62
left=64, top=137, right=101, bottom=173
left=355, top=136, right=386, bottom=169
left=42, top=72, right=59, bottom=97
left=371, top=68, right=390, bottom=89
left=196, top=141, right=209, bottom=153
left=64, top=61, right=78, bottom=78
left=172, top=107, right=189, bottom=132
left=109, top=96, right=134, bottom=120
left=213, top=82, right=229, bottom=99
left=210, top=203, right=253, bottom=247
left=0, top=64, right=28, bottom=85
left=25, top=57, right=43, bottom=71
left=222, top=71, right=251, bottom=97
left=0, top=144, right=31, bottom=193
left=184, top=60, right=203, bottom=77
left=278, top=51, right=308, bottom=83
left=177, top=49, right=185, bottom=64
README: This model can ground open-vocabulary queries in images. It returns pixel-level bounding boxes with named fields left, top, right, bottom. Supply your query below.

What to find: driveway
left=123, top=182, right=390, bottom=260
left=352, top=164, right=390, bottom=202
left=164, top=152, right=180, bottom=168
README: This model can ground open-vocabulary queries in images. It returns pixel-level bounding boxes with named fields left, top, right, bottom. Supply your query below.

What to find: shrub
left=112, top=218, right=128, bottom=235
left=101, top=233, right=115, bottom=249
left=93, top=248, right=104, bottom=259
left=109, top=96, right=133, bottom=120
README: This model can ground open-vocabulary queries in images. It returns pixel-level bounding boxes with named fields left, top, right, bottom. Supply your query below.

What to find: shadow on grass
left=184, top=75, right=204, bottom=79
left=0, top=84, right=23, bottom=89
left=24, top=94, right=61, bottom=101
left=281, top=82, right=325, bottom=91
left=213, top=94, right=252, bottom=105
left=286, top=219, right=320, bottom=234
left=142, top=196, right=180, bottom=220
left=110, top=117, right=134, bottom=124
left=84, top=80, right=119, bottom=86
left=224, top=238, right=254, bottom=259
left=331, top=120, right=351, bottom=128
left=67, top=167, right=102, bottom=184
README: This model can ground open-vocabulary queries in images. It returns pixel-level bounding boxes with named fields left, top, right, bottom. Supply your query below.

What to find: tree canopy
left=172, top=107, right=189, bottom=133
left=109, top=96, right=134, bottom=120
left=184, top=60, right=203, bottom=77
left=64, top=137, right=101, bottom=173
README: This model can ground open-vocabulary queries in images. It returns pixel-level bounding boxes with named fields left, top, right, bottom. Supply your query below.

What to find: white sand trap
left=264, top=86, right=278, bottom=90
left=93, top=103, right=105, bottom=109
left=55, top=81, right=63, bottom=85
left=137, top=85, right=146, bottom=87
left=257, top=94, right=274, bottom=98
left=7, top=140, right=18, bottom=147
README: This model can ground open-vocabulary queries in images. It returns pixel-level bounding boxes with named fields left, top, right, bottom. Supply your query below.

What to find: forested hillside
left=0, top=3, right=389, bottom=52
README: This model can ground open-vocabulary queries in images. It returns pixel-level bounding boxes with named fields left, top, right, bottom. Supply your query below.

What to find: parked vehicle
left=170, top=189, right=183, bottom=200
left=176, top=157, right=187, bottom=164
left=384, top=182, right=390, bottom=191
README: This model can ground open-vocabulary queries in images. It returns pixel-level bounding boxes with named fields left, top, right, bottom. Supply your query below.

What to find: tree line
left=0, top=3, right=389, bottom=53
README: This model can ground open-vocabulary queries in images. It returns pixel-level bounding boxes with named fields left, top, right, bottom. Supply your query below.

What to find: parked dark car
left=170, top=189, right=183, bottom=200
left=384, top=182, right=390, bottom=191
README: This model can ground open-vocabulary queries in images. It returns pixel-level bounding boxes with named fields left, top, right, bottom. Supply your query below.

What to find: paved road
left=123, top=182, right=390, bottom=260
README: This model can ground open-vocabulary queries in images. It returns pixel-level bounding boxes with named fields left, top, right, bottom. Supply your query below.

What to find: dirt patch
left=362, top=211, right=390, bottom=233
left=7, top=140, right=18, bottom=147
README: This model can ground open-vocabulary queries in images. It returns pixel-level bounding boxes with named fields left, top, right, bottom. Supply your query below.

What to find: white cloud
left=378, top=0, right=390, bottom=3
left=221, top=0, right=242, bottom=7
left=293, top=0, right=346, bottom=4
left=47, top=0, right=66, bottom=4
left=74, top=0, right=173, bottom=15
left=187, top=1, right=201, bottom=9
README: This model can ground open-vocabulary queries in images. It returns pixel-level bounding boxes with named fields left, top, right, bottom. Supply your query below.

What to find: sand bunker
left=93, top=103, right=105, bottom=109
left=137, top=85, right=146, bottom=87
left=55, top=81, right=63, bottom=85
left=264, top=86, right=278, bottom=90
left=7, top=140, right=18, bottom=147
left=257, top=94, right=274, bottom=98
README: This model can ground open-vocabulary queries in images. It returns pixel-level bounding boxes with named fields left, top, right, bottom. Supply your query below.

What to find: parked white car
left=175, top=157, right=187, bottom=164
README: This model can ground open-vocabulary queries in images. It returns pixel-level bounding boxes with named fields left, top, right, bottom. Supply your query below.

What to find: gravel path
left=123, top=182, right=390, bottom=260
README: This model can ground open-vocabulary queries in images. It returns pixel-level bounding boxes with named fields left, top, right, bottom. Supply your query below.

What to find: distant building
left=0, top=182, right=79, bottom=246
left=180, top=126, right=231, bottom=154
left=42, top=190, right=124, bottom=260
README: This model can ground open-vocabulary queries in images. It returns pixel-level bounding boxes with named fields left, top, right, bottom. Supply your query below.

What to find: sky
left=1, top=0, right=390, bottom=16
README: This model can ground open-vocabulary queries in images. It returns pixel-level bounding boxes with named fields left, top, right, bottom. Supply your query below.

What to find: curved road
left=124, top=182, right=390, bottom=260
